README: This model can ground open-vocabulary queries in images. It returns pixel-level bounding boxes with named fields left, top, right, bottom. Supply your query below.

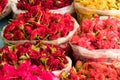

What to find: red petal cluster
left=17, top=0, right=73, bottom=10
left=0, top=0, right=8, bottom=14
left=3, top=6, right=74, bottom=41
left=0, top=41, right=68, bottom=71
left=60, top=61, right=120, bottom=80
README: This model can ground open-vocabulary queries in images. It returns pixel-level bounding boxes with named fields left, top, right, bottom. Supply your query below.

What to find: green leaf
left=32, top=45, right=39, bottom=51
left=40, top=57, right=48, bottom=65
left=29, top=0, right=34, bottom=4
left=50, top=47, right=56, bottom=53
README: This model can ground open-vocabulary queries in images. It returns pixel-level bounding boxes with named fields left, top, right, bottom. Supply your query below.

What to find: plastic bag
left=70, top=16, right=120, bottom=64
left=1, top=17, right=79, bottom=45
left=71, top=44, right=120, bottom=59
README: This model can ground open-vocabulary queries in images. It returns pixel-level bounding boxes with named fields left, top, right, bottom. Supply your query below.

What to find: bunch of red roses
left=0, top=0, right=8, bottom=14
left=71, top=16, right=120, bottom=50
left=0, top=60, right=59, bottom=80
left=60, top=60, right=120, bottom=80
left=17, top=0, right=73, bottom=10
left=0, top=41, right=68, bottom=72
left=3, top=6, right=74, bottom=42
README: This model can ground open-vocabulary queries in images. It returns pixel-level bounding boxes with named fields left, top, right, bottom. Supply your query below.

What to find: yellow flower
left=76, top=0, right=120, bottom=10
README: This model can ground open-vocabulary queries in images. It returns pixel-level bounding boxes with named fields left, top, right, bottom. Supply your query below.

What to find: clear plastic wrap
left=71, top=44, right=120, bottom=63
left=49, top=3, right=75, bottom=15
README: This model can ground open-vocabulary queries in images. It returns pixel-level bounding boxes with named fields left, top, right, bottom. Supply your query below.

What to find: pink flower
left=71, top=16, right=120, bottom=50
left=38, top=71, right=60, bottom=80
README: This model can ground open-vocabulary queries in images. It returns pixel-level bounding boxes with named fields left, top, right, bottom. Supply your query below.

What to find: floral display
left=0, top=60, right=59, bottom=80
left=3, top=6, right=74, bottom=43
left=1, top=0, right=120, bottom=79
left=0, top=41, right=69, bottom=72
left=71, top=16, right=120, bottom=50
left=17, top=0, right=73, bottom=10
left=74, top=0, right=120, bottom=23
left=60, top=60, right=120, bottom=80
left=75, top=0, right=120, bottom=10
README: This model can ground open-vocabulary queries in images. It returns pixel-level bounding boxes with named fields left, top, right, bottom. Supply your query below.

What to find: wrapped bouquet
left=74, top=0, right=120, bottom=23
left=60, top=60, right=120, bottom=80
left=70, top=16, right=120, bottom=64
left=0, top=41, right=72, bottom=77
left=10, top=0, right=74, bottom=15
left=1, top=6, right=79, bottom=45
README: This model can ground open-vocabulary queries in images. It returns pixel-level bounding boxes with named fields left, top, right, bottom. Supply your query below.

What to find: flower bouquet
left=10, top=0, right=74, bottom=16
left=60, top=60, right=120, bottom=80
left=0, top=0, right=11, bottom=20
left=0, top=41, right=72, bottom=76
left=70, top=16, right=120, bottom=64
left=74, top=0, right=120, bottom=23
left=1, top=6, right=79, bottom=45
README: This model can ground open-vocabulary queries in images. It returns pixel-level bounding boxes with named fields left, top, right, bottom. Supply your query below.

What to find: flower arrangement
left=70, top=16, right=120, bottom=62
left=71, top=16, right=120, bottom=50
left=0, top=41, right=72, bottom=74
left=74, top=0, right=120, bottom=23
left=17, top=0, right=73, bottom=10
left=0, top=60, right=60, bottom=80
left=60, top=60, right=120, bottom=80
left=76, top=0, right=120, bottom=10
left=0, top=0, right=11, bottom=20
left=10, top=0, right=74, bottom=15
left=1, top=6, right=79, bottom=45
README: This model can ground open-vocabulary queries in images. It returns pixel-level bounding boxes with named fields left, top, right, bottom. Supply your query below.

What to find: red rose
left=30, top=27, right=47, bottom=40
left=4, top=33, right=13, bottom=40
left=13, top=30, right=25, bottom=40
left=2, top=48, right=18, bottom=64
left=24, top=25, right=33, bottom=34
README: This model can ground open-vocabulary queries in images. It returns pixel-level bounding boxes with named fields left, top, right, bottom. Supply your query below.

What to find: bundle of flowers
left=10, top=0, right=74, bottom=15
left=0, top=60, right=60, bottom=80
left=1, top=6, right=79, bottom=45
left=0, top=0, right=11, bottom=20
left=60, top=60, right=120, bottom=80
left=74, top=0, right=120, bottom=23
left=0, top=41, right=72, bottom=76
left=70, top=16, right=120, bottom=63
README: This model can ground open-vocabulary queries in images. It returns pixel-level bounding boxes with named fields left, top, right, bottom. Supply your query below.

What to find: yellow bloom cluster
left=74, top=0, right=120, bottom=23
left=75, top=0, right=120, bottom=10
